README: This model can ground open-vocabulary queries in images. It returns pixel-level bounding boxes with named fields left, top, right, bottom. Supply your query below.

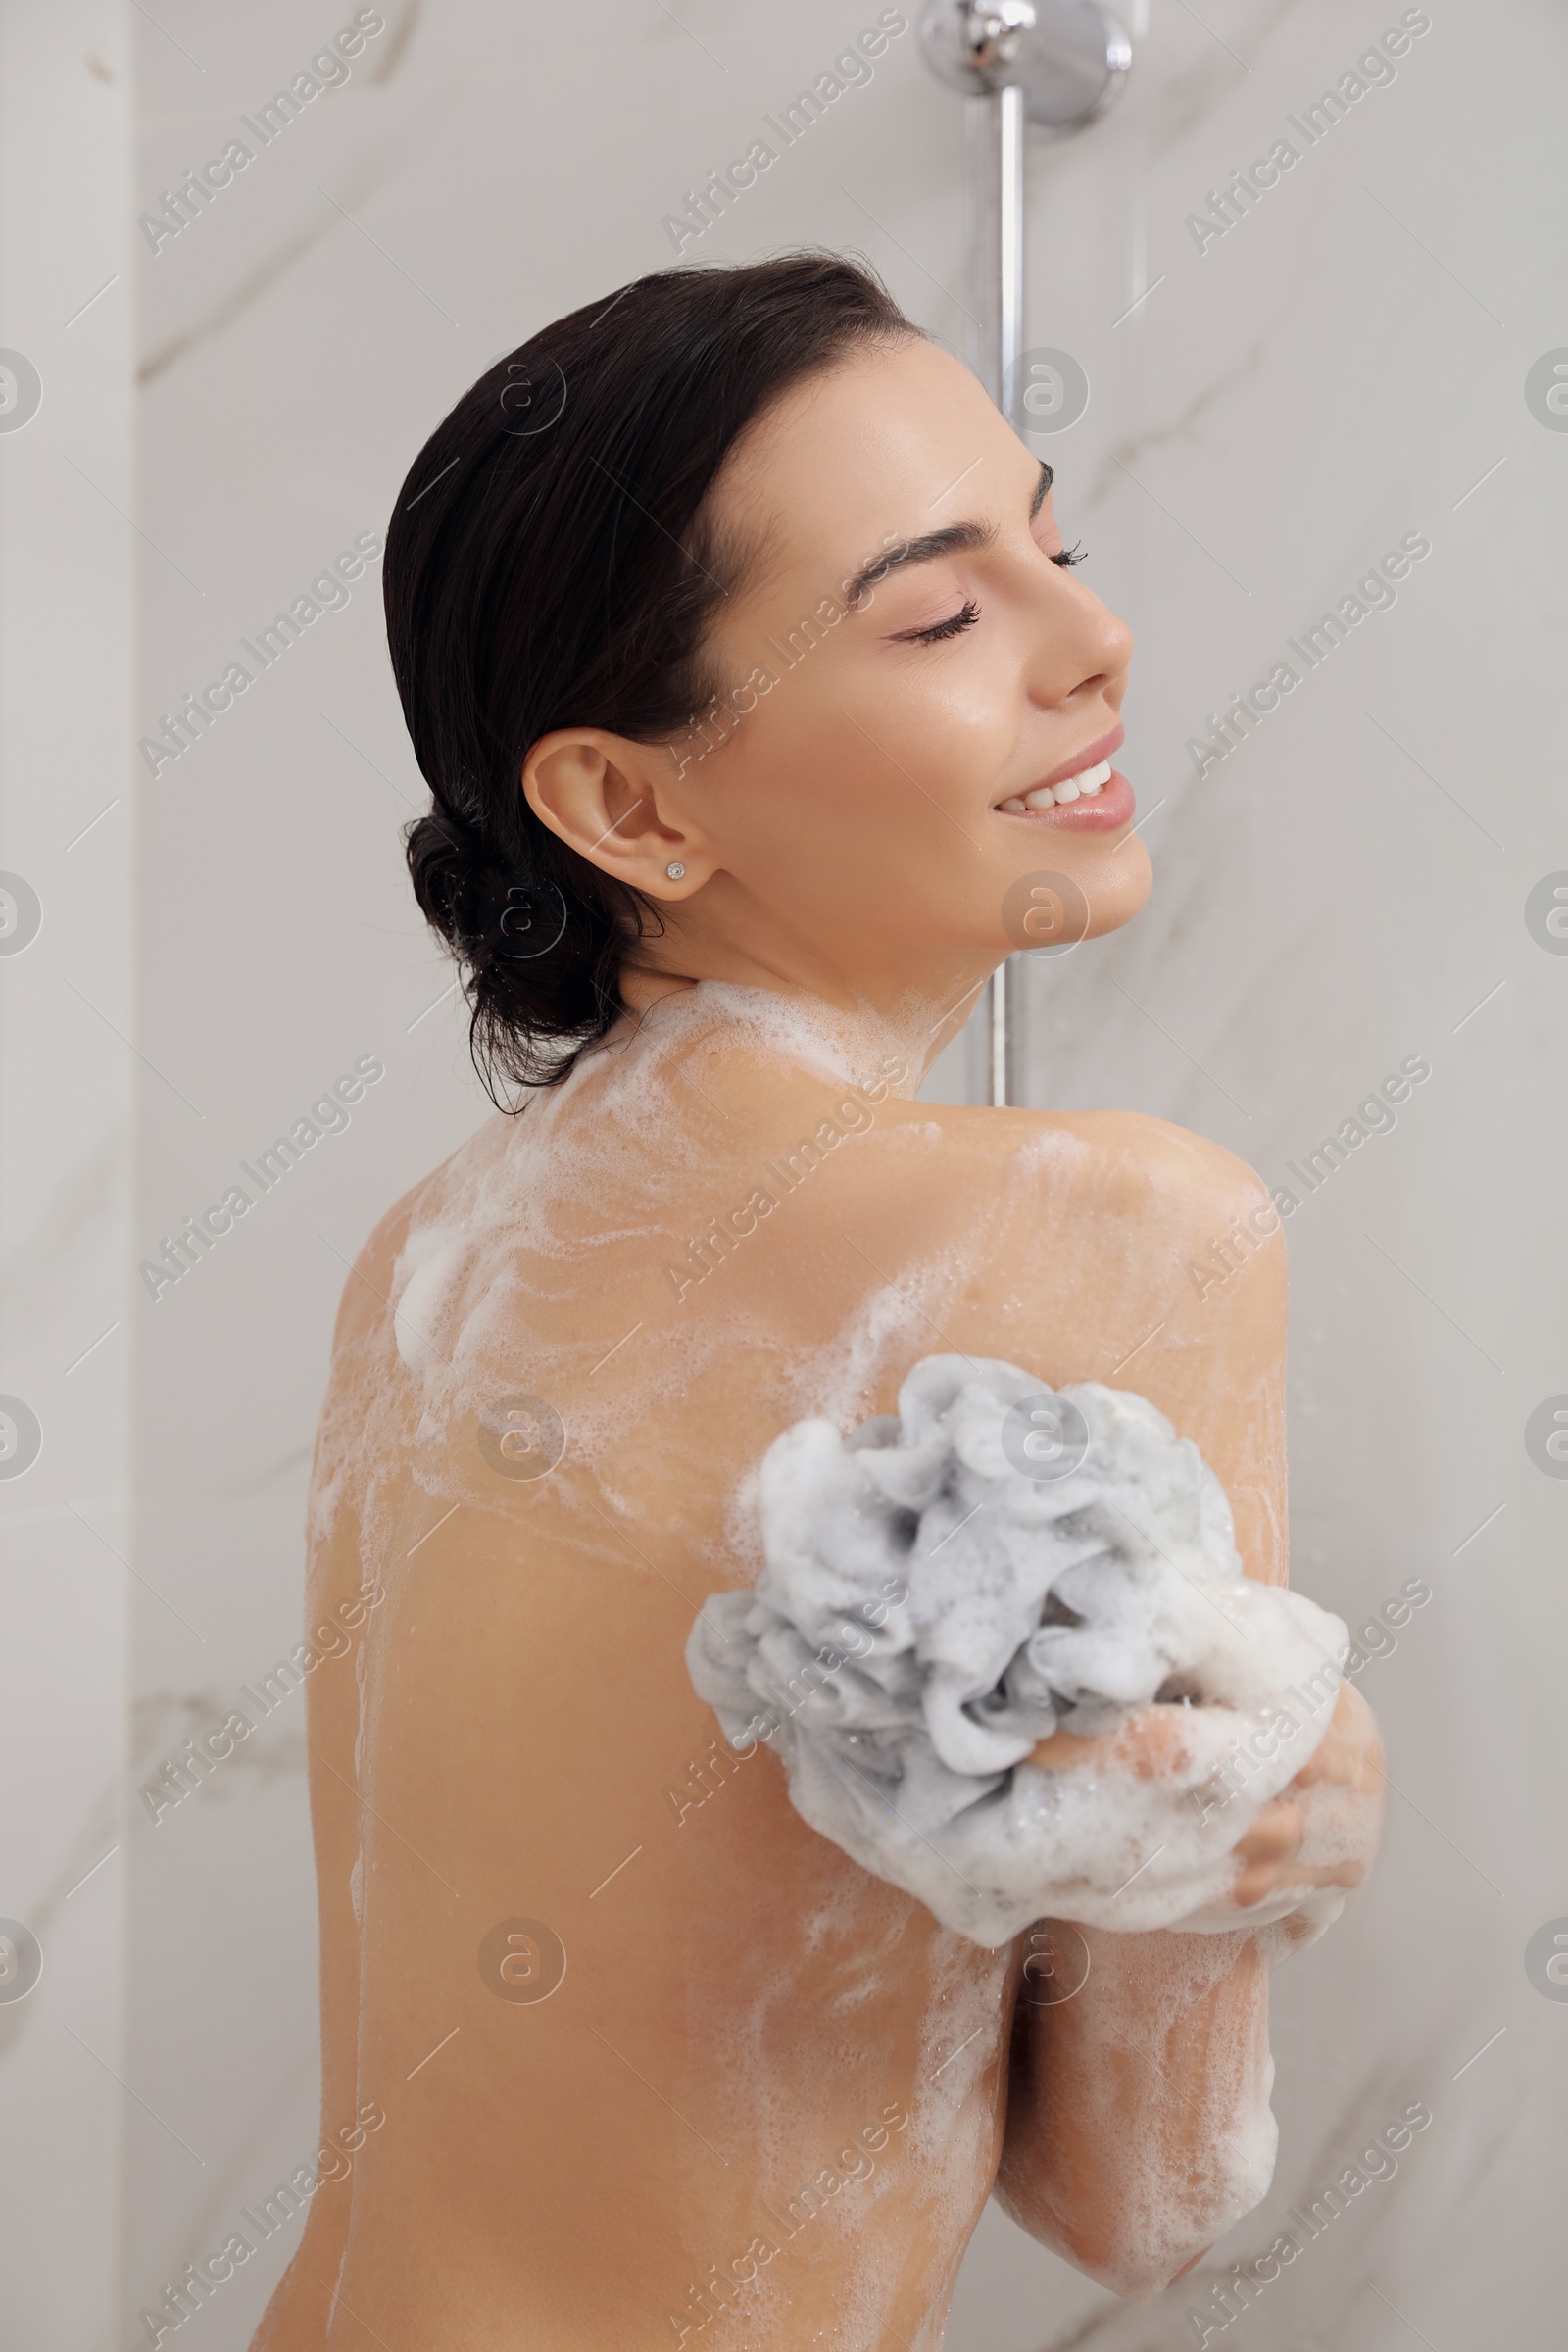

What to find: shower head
left=919, top=0, right=1132, bottom=129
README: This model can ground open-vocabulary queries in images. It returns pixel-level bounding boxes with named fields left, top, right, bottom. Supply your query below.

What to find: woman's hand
left=1026, top=1679, right=1385, bottom=1921
left=1231, top=1679, right=1384, bottom=1913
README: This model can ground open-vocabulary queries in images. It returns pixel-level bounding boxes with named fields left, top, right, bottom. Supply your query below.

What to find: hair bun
left=404, top=807, right=488, bottom=957
left=403, top=798, right=644, bottom=1102
left=408, top=805, right=567, bottom=973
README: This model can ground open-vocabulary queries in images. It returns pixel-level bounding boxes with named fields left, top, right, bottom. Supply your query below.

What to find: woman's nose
left=1032, top=581, right=1134, bottom=708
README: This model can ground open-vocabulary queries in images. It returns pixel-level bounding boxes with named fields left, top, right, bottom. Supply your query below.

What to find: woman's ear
left=522, top=729, right=713, bottom=899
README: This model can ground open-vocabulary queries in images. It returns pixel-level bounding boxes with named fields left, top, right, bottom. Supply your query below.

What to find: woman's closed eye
left=896, top=598, right=981, bottom=647
left=890, top=544, right=1088, bottom=647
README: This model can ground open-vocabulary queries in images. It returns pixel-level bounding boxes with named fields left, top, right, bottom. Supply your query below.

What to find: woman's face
left=531, top=333, right=1149, bottom=1034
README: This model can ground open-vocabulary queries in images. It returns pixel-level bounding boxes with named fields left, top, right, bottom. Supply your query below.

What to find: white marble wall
left=0, top=5, right=135, bottom=2347
left=4, top=0, right=1563, bottom=2343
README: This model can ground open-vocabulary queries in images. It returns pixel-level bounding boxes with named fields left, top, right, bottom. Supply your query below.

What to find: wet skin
left=254, top=337, right=1381, bottom=2351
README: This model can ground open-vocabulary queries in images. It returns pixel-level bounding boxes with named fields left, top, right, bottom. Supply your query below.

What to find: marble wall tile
left=0, top=5, right=136, bottom=2346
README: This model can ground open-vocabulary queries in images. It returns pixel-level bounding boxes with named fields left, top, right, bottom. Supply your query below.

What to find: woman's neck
left=612, top=961, right=993, bottom=1089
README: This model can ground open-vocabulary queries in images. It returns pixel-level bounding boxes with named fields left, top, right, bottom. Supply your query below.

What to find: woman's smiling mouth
left=994, top=725, right=1135, bottom=831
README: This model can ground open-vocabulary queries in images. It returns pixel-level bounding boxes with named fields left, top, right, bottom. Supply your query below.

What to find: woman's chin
left=1087, top=832, right=1153, bottom=936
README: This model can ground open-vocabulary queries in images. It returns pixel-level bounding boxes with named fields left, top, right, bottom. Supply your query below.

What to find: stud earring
left=665, top=861, right=685, bottom=880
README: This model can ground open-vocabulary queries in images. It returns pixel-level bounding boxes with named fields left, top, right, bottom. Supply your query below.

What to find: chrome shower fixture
left=919, top=0, right=1133, bottom=1105
left=919, top=0, right=1131, bottom=127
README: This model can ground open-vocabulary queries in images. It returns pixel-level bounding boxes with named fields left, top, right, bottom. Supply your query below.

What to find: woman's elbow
left=989, top=2192, right=1203, bottom=2304
left=993, top=2130, right=1277, bottom=2303
left=1062, top=2211, right=1250, bottom=2306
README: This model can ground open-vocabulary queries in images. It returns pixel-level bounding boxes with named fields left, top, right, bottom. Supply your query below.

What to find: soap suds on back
left=306, top=978, right=1346, bottom=2337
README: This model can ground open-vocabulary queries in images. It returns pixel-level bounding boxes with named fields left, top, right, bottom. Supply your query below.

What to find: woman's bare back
left=256, top=987, right=1298, bottom=2351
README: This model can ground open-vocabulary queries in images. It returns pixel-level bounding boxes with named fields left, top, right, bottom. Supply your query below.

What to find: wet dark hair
left=384, top=251, right=916, bottom=1102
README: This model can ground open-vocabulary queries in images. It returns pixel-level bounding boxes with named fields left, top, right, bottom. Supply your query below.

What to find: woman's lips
left=999, top=769, right=1136, bottom=831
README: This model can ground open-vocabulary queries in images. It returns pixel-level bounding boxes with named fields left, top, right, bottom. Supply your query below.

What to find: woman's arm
left=969, top=1117, right=1381, bottom=2294
left=993, top=1674, right=1383, bottom=2297
left=994, top=1924, right=1273, bottom=2300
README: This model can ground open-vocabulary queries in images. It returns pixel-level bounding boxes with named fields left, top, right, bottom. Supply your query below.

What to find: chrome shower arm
left=920, top=0, right=1132, bottom=1105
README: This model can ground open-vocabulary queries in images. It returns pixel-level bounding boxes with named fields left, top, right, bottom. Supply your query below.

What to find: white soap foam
left=688, top=1354, right=1355, bottom=1945
left=360, top=982, right=926, bottom=1492
left=389, top=1221, right=469, bottom=1375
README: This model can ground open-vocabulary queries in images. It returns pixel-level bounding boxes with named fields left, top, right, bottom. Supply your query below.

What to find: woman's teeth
left=999, top=756, right=1113, bottom=813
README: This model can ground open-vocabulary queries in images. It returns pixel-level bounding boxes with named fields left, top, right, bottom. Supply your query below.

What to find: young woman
left=255, top=254, right=1380, bottom=2351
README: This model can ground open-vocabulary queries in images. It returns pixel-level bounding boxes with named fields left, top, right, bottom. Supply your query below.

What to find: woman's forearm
left=994, top=1926, right=1275, bottom=2302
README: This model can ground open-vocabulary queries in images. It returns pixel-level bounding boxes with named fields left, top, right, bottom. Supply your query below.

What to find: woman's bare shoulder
left=326, top=1133, right=481, bottom=1357
left=838, top=1102, right=1289, bottom=1575
left=868, top=1098, right=1275, bottom=1232
left=825, top=1098, right=1287, bottom=1414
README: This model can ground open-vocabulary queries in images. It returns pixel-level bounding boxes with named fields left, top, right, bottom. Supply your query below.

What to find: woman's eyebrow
left=843, top=461, right=1055, bottom=609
